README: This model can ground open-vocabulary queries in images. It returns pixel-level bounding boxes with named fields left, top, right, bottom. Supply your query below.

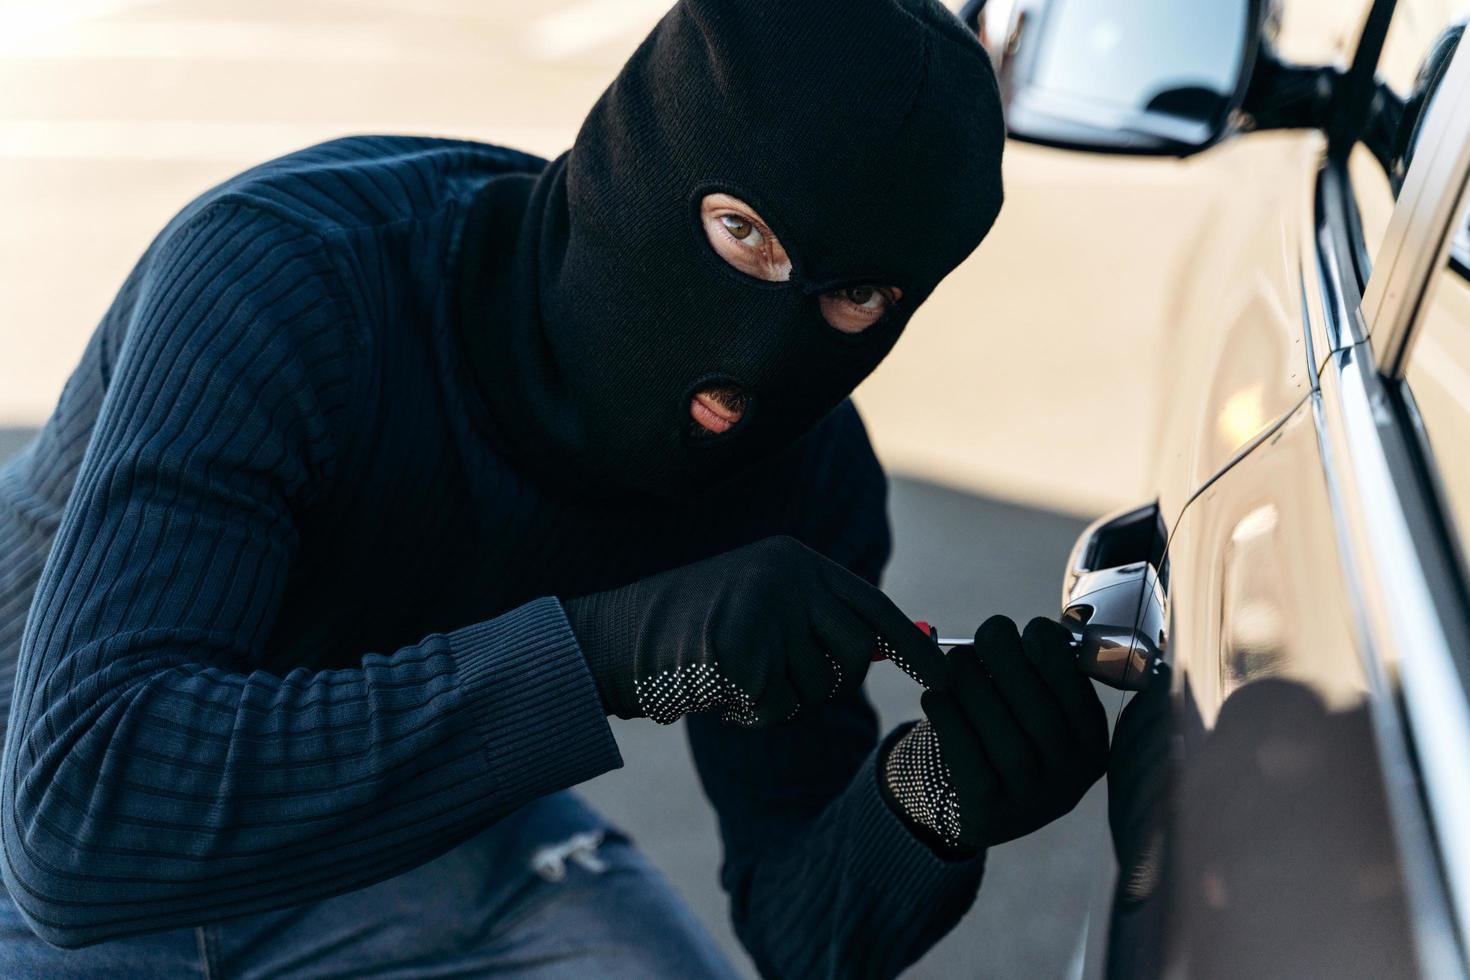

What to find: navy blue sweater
left=0, top=136, right=982, bottom=975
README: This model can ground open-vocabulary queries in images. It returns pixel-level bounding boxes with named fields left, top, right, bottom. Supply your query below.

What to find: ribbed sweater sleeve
left=687, top=410, right=984, bottom=979
left=0, top=201, right=621, bottom=948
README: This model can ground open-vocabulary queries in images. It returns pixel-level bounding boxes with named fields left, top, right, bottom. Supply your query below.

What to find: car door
left=1091, top=3, right=1470, bottom=976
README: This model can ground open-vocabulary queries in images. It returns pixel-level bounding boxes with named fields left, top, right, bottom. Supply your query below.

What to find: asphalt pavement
left=0, top=427, right=1109, bottom=978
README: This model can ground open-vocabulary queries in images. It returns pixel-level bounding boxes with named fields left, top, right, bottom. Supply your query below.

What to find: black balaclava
left=458, top=0, right=1005, bottom=500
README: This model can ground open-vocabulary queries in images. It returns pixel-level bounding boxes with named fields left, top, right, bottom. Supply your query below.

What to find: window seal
left=1361, top=38, right=1470, bottom=378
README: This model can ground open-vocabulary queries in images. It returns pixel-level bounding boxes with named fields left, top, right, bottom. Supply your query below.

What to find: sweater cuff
left=845, top=741, right=987, bottom=902
left=449, top=597, right=624, bottom=805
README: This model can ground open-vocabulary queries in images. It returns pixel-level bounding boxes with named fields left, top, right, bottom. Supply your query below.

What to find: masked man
left=0, top=0, right=1107, bottom=976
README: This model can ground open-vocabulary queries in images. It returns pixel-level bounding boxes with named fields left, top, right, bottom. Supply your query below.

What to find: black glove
left=563, top=536, right=945, bottom=727
left=882, top=615, right=1108, bottom=852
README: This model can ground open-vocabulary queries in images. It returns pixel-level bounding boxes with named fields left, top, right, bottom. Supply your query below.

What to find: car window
left=1350, top=143, right=1397, bottom=272
left=1349, top=1, right=1470, bottom=274
left=1270, top=0, right=1375, bottom=67
left=1379, top=0, right=1468, bottom=93
left=1404, top=214, right=1470, bottom=563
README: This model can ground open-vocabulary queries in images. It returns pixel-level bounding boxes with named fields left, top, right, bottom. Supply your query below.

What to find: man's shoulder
left=178, top=135, right=549, bottom=240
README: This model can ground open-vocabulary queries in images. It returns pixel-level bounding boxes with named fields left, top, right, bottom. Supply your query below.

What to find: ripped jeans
left=0, top=792, right=743, bottom=979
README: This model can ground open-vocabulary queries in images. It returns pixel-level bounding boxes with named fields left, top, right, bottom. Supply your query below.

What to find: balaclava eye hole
left=687, top=185, right=805, bottom=290
left=458, top=0, right=1006, bottom=500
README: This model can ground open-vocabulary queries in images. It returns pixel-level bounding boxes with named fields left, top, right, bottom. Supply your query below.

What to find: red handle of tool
left=872, top=620, right=938, bottom=661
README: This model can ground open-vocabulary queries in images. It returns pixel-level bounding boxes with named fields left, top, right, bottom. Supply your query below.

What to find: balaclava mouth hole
left=458, top=0, right=1006, bottom=501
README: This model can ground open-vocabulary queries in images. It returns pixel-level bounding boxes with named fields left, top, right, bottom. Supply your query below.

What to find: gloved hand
left=563, top=536, right=944, bottom=727
left=882, top=615, right=1108, bottom=852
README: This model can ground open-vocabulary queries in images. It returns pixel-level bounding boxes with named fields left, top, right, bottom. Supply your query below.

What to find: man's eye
left=818, top=284, right=902, bottom=334
left=720, top=214, right=764, bottom=246
left=844, top=286, right=887, bottom=310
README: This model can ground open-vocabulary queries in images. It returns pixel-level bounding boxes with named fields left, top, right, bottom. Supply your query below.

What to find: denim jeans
left=0, top=791, right=743, bottom=979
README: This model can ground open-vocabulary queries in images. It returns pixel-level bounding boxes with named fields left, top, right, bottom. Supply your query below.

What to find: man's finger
left=826, top=569, right=948, bottom=691
left=948, top=645, right=1040, bottom=796
left=810, top=587, right=882, bottom=684
left=741, top=673, right=799, bottom=728
left=974, top=614, right=1072, bottom=753
left=1017, top=616, right=1087, bottom=690
left=1019, top=616, right=1106, bottom=748
left=790, top=627, right=842, bottom=704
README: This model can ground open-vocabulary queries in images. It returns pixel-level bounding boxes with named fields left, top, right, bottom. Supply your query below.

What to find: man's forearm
left=729, top=738, right=985, bottom=980
left=2, top=597, right=621, bottom=948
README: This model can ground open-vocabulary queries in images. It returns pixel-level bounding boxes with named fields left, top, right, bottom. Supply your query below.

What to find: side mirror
left=962, top=0, right=1264, bottom=157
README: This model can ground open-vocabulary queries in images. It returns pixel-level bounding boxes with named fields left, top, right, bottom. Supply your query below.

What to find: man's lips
left=690, top=387, right=747, bottom=435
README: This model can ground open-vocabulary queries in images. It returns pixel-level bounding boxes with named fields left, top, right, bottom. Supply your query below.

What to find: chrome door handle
left=1061, top=505, right=1168, bottom=691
